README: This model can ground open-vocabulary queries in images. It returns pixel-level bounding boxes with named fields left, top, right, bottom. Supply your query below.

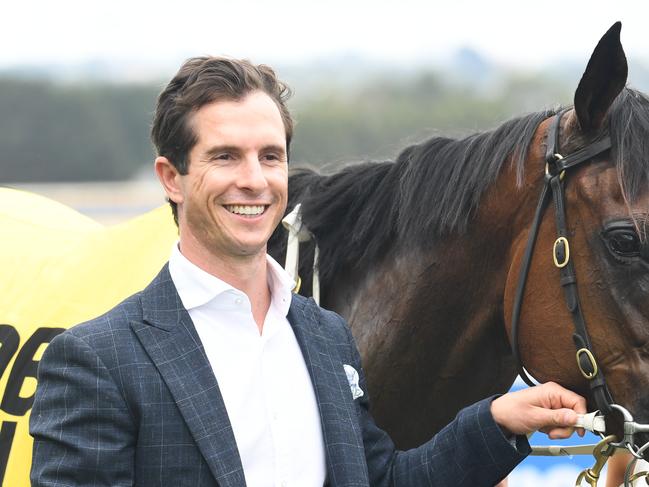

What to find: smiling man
left=30, top=57, right=587, bottom=487
left=156, top=90, right=290, bottom=331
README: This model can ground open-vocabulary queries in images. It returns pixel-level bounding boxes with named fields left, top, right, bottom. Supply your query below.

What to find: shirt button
left=280, top=481, right=287, bottom=487
left=234, top=297, right=242, bottom=305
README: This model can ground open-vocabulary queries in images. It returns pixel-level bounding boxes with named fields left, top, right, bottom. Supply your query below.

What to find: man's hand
left=490, top=382, right=587, bottom=439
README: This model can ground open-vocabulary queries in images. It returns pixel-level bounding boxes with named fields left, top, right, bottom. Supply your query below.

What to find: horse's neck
left=318, top=163, right=534, bottom=446
left=326, top=172, right=528, bottom=344
left=325, top=239, right=517, bottom=446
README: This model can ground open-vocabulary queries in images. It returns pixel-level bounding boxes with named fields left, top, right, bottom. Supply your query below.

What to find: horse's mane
left=271, top=87, right=649, bottom=286
left=610, top=88, right=649, bottom=204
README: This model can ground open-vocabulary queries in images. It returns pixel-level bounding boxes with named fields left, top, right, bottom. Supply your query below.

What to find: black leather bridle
left=509, top=108, right=615, bottom=415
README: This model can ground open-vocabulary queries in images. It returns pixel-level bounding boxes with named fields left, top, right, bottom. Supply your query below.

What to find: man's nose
left=236, top=156, right=268, bottom=192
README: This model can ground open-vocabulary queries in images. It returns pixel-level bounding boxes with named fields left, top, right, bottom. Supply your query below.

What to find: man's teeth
left=225, top=205, right=265, bottom=216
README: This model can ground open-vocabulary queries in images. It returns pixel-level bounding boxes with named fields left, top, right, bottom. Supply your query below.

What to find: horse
left=268, top=21, right=649, bottom=455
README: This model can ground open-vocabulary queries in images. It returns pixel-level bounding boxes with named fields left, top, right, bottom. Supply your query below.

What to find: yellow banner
left=0, top=188, right=177, bottom=486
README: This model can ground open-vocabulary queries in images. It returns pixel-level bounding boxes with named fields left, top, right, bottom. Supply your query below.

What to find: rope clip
left=575, top=435, right=617, bottom=487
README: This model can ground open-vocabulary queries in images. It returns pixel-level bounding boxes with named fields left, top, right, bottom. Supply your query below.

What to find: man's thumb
left=548, top=408, right=578, bottom=427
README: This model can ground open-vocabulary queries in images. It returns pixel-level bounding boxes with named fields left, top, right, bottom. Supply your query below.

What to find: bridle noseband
left=510, top=108, right=614, bottom=412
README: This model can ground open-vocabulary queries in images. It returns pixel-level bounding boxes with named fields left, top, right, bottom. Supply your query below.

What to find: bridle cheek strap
left=510, top=109, right=614, bottom=414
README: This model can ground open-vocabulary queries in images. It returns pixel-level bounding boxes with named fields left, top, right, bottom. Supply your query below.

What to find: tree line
left=0, top=71, right=575, bottom=183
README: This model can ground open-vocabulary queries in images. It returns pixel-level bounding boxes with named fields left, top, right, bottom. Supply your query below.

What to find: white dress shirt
left=168, top=245, right=326, bottom=487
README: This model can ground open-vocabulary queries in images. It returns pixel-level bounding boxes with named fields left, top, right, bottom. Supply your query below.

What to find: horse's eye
left=605, top=228, right=641, bottom=257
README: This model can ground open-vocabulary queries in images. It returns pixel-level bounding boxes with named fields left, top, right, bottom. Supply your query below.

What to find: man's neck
left=179, top=240, right=271, bottom=334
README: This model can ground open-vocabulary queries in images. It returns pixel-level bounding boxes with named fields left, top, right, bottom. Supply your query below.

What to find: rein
left=282, top=203, right=320, bottom=304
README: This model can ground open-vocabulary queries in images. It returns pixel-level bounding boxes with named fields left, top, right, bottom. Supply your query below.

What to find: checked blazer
left=30, top=264, right=529, bottom=486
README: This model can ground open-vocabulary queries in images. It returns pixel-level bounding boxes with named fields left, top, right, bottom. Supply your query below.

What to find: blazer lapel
left=131, top=265, right=246, bottom=487
left=287, top=296, right=369, bottom=487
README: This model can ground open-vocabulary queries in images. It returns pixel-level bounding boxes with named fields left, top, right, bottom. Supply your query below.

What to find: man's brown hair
left=151, top=57, right=293, bottom=224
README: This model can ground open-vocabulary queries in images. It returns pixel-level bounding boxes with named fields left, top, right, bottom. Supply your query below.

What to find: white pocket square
left=343, top=364, right=364, bottom=400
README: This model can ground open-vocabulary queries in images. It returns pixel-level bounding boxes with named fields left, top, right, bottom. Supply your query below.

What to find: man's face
left=174, top=91, right=288, bottom=261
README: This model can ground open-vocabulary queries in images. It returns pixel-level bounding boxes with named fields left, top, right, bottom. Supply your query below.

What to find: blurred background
left=3, top=1, right=649, bottom=483
left=4, top=1, right=649, bottom=226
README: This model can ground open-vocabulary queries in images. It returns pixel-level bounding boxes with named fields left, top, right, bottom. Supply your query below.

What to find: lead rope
left=281, top=204, right=320, bottom=305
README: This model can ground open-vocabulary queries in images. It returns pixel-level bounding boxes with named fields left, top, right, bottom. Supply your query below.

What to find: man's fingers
left=491, top=384, right=587, bottom=436
left=553, top=408, right=579, bottom=426
left=543, top=382, right=588, bottom=413
left=534, top=407, right=580, bottom=439
left=533, top=407, right=579, bottom=430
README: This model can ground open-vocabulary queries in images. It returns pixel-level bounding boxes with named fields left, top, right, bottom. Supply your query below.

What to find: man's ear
left=155, top=156, right=184, bottom=205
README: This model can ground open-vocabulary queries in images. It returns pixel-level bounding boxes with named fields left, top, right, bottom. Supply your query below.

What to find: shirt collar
left=266, top=252, right=295, bottom=317
left=168, top=243, right=296, bottom=316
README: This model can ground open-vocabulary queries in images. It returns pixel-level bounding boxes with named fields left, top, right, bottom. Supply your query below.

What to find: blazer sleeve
left=338, top=317, right=530, bottom=487
left=30, top=330, right=136, bottom=487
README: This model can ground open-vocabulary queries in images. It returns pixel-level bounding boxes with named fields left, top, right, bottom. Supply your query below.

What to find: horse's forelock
left=610, top=88, right=649, bottom=205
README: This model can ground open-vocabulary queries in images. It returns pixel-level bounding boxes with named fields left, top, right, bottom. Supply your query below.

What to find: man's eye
left=262, top=153, right=282, bottom=162
left=215, top=153, right=232, bottom=160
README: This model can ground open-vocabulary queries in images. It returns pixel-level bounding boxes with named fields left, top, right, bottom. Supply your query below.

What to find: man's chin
left=234, top=247, right=266, bottom=258
left=224, top=240, right=268, bottom=259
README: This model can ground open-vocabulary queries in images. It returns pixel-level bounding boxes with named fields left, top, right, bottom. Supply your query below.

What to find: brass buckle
left=553, top=237, right=570, bottom=268
left=292, top=276, right=302, bottom=294
left=576, top=348, right=598, bottom=380
left=545, top=154, right=566, bottom=180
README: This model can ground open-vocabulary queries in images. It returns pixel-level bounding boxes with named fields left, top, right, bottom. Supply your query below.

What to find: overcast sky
left=3, top=1, right=648, bottom=73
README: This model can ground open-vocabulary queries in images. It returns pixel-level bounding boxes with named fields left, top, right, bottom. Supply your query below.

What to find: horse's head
left=506, top=22, right=649, bottom=450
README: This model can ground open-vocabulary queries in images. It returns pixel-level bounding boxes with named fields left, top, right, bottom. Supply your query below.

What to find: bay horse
left=268, top=22, right=649, bottom=453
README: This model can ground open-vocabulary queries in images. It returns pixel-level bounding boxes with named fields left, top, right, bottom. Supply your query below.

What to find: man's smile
left=224, top=204, right=268, bottom=216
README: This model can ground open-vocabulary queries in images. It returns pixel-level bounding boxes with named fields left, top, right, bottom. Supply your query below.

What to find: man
left=30, top=57, right=586, bottom=486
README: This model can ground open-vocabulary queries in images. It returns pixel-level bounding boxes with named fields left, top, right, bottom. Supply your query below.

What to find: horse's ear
left=574, top=21, right=628, bottom=132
